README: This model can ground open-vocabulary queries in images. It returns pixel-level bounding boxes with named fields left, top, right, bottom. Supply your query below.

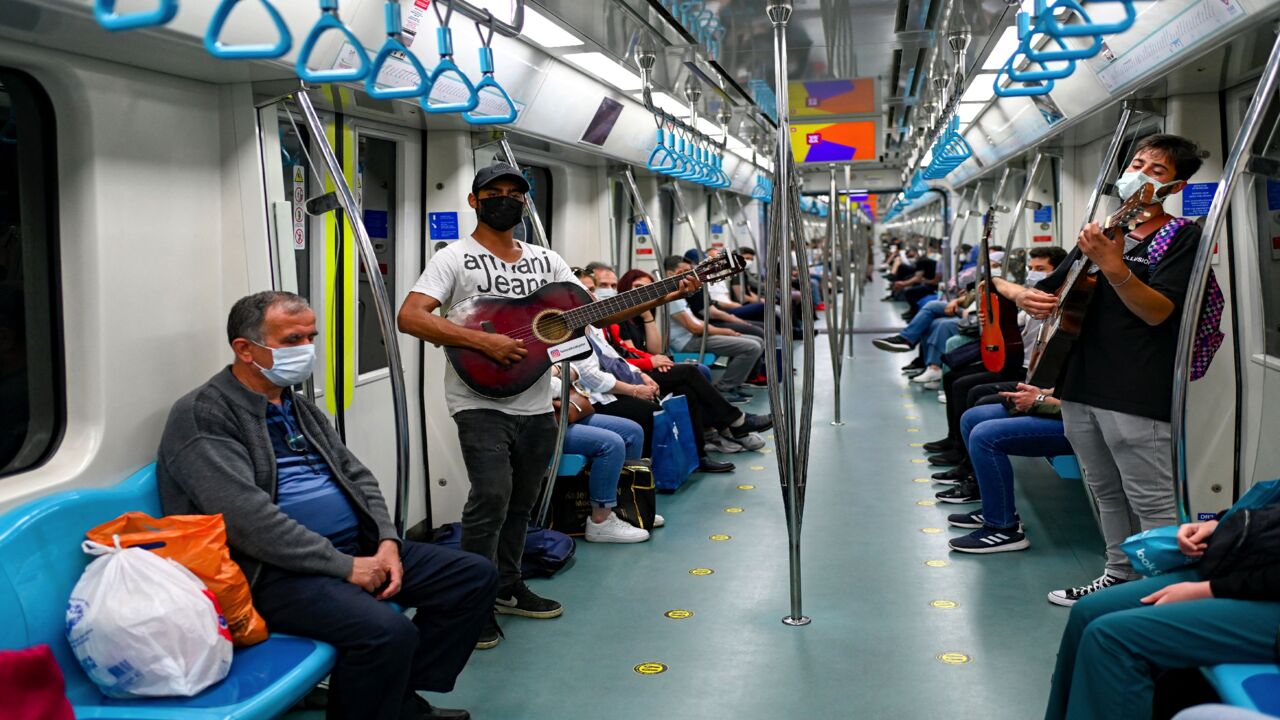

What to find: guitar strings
left=493, top=270, right=697, bottom=343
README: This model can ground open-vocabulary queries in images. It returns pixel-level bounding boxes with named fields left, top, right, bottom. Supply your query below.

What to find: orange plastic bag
left=85, top=512, right=269, bottom=647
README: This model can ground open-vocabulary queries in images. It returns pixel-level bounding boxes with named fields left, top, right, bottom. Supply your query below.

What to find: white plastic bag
left=65, top=537, right=233, bottom=698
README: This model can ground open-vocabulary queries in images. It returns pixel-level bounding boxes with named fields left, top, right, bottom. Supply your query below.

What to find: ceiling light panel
left=562, top=52, right=642, bottom=91
left=982, top=26, right=1022, bottom=71
left=960, top=79, right=996, bottom=105
left=465, top=0, right=583, bottom=47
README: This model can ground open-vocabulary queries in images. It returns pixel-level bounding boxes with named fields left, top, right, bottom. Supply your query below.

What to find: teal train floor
left=289, top=280, right=1105, bottom=720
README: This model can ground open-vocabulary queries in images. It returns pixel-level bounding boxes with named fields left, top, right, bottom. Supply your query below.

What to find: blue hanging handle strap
left=993, top=54, right=1055, bottom=97
left=296, top=0, right=371, bottom=83
left=94, top=0, right=178, bottom=31
left=463, top=13, right=519, bottom=125
left=1020, top=4, right=1103, bottom=62
left=421, top=0, right=480, bottom=114
left=366, top=1, right=430, bottom=98
left=205, top=0, right=292, bottom=60
left=648, top=124, right=679, bottom=173
left=1036, top=0, right=1135, bottom=37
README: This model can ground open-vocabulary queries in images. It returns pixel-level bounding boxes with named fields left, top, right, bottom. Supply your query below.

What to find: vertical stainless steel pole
left=666, top=182, right=711, bottom=363
left=496, top=135, right=551, bottom=249
left=824, top=165, right=844, bottom=425
left=295, top=89, right=413, bottom=535
left=536, top=360, right=575, bottom=527
left=766, top=0, right=810, bottom=628
left=1173, top=32, right=1280, bottom=521
left=1003, top=153, right=1046, bottom=274
left=621, top=168, right=672, bottom=351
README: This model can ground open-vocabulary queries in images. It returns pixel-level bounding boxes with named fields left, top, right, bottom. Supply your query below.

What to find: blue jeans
left=901, top=300, right=949, bottom=345
left=564, top=413, right=644, bottom=509
left=924, top=317, right=961, bottom=367
left=1046, top=570, right=1280, bottom=720
left=960, top=403, right=1073, bottom=528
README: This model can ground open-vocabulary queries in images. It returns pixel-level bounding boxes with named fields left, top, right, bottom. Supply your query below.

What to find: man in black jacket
left=158, top=291, right=495, bottom=720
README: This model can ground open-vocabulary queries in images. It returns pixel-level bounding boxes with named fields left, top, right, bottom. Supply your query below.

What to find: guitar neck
left=561, top=272, right=692, bottom=329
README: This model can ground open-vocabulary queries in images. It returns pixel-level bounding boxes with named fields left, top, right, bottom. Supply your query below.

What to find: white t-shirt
left=667, top=297, right=695, bottom=350
left=411, top=236, right=578, bottom=416
left=707, top=280, right=731, bottom=304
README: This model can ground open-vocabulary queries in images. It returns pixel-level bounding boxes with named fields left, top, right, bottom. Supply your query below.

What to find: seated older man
left=157, top=291, right=496, bottom=720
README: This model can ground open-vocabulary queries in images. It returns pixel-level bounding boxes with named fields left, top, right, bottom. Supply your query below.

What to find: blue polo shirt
left=265, top=398, right=360, bottom=549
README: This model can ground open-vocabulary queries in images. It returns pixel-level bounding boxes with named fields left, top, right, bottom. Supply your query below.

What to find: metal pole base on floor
left=782, top=615, right=812, bottom=626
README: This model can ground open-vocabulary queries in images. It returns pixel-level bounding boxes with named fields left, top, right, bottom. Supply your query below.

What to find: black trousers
left=944, top=366, right=1023, bottom=440
left=252, top=541, right=498, bottom=720
left=651, top=363, right=741, bottom=434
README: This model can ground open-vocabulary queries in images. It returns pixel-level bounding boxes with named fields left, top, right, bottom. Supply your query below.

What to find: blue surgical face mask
left=253, top=341, right=316, bottom=387
left=1026, top=270, right=1048, bottom=285
left=594, top=287, right=617, bottom=299
left=1115, top=171, right=1177, bottom=202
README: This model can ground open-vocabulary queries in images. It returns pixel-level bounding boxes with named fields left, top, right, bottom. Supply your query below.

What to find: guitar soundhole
left=532, top=310, right=571, bottom=344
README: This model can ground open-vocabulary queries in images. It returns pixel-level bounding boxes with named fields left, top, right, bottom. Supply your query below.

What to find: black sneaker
left=698, top=458, right=735, bottom=473
left=928, top=449, right=966, bottom=466
left=923, top=437, right=956, bottom=453
left=475, top=614, right=503, bottom=650
left=932, top=465, right=971, bottom=483
left=495, top=581, right=563, bottom=619
left=725, top=390, right=752, bottom=405
left=935, top=481, right=981, bottom=504
left=947, top=510, right=1021, bottom=529
left=1048, top=574, right=1130, bottom=607
left=873, top=335, right=914, bottom=352
left=401, top=693, right=471, bottom=720
left=902, top=358, right=925, bottom=372
left=731, top=413, right=773, bottom=438
left=949, top=527, right=1030, bottom=554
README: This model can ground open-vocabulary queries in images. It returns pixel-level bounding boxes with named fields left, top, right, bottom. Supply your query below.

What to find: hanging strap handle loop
left=94, top=0, right=178, bottom=32
left=367, top=1, right=431, bottom=99
left=463, top=13, right=519, bottom=124
left=421, top=0, right=480, bottom=113
left=205, top=0, right=292, bottom=59
left=297, top=0, right=372, bottom=83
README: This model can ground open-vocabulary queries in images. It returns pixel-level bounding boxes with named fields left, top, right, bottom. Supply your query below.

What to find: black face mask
left=476, top=195, right=525, bottom=232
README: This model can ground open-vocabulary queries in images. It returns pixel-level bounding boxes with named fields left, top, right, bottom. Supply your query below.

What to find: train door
left=258, top=105, right=428, bottom=531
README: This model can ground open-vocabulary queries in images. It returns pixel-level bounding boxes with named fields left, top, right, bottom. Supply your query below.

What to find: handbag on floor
left=431, top=522, right=576, bottom=578
left=652, top=395, right=700, bottom=492
left=545, top=471, right=591, bottom=537
left=613, top=459, right=657, bottom=530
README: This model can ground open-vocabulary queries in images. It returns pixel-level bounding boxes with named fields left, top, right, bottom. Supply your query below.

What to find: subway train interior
left=8, top=0, right=1280, bottom=718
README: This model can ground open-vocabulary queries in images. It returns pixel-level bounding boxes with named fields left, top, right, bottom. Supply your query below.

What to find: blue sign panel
left=1033, top=206, right=1053, bottom=224
left=428, top=211, right=459, bottom=240
left=710, top=223, right=724, bottom=234
left=363, top=209, right=389, bottom=239
left=635, top=220, right=650, bottom=235
left=1182, top=182, right=1217, bottom=217
left=1268, top=180, right=1280, bottom=211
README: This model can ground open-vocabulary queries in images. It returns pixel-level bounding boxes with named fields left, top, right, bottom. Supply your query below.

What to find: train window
left=1250, top=97, right=1280, bottom=358
left=515, top=164, right=553, bottom=249
left=356, top=134, right=397, bottom=374
left=0, top=69, right=63, bottom=479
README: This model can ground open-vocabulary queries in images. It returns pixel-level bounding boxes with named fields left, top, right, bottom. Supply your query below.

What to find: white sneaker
left=910, top=366, right=943, bottom=384
left=922, top=380, right=940, bottom=390
left=653, top=514, right=665, bottom=528
left=723, top=429, right=764, bottom=451
left=937, top=391, right=947, bottom=404
left=705, top=436, right=745, bottom=453
left=585, top=513, right=650, bottom=543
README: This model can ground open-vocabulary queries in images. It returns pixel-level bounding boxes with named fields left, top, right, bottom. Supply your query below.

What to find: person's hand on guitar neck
left=998, top=276, right=1056, bottom=321
left=1076, top=222, right=1126, bottom=279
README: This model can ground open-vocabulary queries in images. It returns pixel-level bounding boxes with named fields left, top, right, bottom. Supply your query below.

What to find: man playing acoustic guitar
left=397, top=165, right=699, bottom=649
left=994, top=134, right=1204, bottom=607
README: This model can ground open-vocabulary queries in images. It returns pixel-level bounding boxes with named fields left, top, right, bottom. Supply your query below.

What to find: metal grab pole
left=1174, top=32, right=1280, bottom=521
left=1002, top=153, right=1046, bottom=275
left=766, top=0, right=811, bottom=628
left=823, top=165, right=844, bottom=425
left=621, top=168, right=672, bottom=351
left=536, top=360, right=575, bottom=527
left=786, top=177, right=818, bottom=527
left=495, top=134, right=551, bottom=249
left=666, top=182, right=711, bottom=363
left=294, top=89, right=413, bottom=535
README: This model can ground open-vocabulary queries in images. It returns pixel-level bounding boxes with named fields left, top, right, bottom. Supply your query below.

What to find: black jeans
left=252, top=541, right=498, bottom=720
left=453, top=409, right=557, bottom=588
left=652, top=363, right=741, bottom=431
left=945, top=367, right=1022, bottom=441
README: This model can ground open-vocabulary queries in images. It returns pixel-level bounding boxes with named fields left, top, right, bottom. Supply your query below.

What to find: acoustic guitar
left=977, top=206, right=1023, bottom=374
left=1025, top=183, right=1160, bottom=387
left=445, top=252, right=744, bottom=399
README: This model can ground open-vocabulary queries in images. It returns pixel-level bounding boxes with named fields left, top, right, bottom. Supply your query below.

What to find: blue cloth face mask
left=594, top=288, right=618, bottom=299
left=253, top=341, right=316, bottom=387
left=1115, top=171, right=1177, bottom=202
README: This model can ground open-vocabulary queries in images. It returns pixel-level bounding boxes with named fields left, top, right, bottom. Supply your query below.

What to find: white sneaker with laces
left=653, top=514, right=665, bottom=528
left=1047, top=573, right=1129, bottom=607
left=706, top=435, right=745, bottom=453
left=911, top=366, right=943, bottom=384
left=723, top=429, right=764, bottom=451
left=585, top=513, right=650, bottom=543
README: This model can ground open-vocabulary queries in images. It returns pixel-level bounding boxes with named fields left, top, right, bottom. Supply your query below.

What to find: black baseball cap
left=472, top=163, right=530, bottom=195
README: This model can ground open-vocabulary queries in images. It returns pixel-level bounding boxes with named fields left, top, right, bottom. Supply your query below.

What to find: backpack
left=1146, top=217, right=1225, bottom=380
left=432, top=523, right=576, bottom=579
left=1200, top=504, right=1280, bottom=580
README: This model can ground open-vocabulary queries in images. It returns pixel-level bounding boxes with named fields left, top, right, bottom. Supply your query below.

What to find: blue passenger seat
left=672, top=352, right=719, bottom=366
left=558, top=454, right=588, bottom=477
left=1048, top=455, right=1082, bottom=480
left=0, top=463, right=336, bottom=719
left=1202, top=665, right=1280, bottom=716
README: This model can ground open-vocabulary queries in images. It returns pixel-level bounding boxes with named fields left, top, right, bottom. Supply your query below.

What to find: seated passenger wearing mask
left=157, top=291, right=496, bottom=720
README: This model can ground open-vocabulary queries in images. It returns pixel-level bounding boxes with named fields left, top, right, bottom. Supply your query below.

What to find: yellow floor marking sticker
left=920, top=527, right=943, bottom=534
left=750, top=465, right=766, bottom=471
left=760, top=448, right=773, bottom=454
left=911, top=458, right=928, bottom=464
left=936, top=653, right=971, bottom=665
left=903, top=403, right=917, bottom=408
left=905, top=415, right=920, bottom=420
left=709, top=534, right=732, bottom=541
left=925, top=560, right=949, bottom=568
left=724, top=507, right=744, bottom=513
left=917, top=500, right=937, bottom=507
left=737, top=484, right=755, bottom=490
left=906, top=427, right=920, bottom=433
left=930, top=600, right=958, bottom=609
left=634, top=662, right=668, bottom=675
left=664, top=609, right=694, bottom=620
left=689, top=568, right=715, bottom=576
left=913, top=477, right=932, bottom=483
left=909, top=442, right=924, bottom=447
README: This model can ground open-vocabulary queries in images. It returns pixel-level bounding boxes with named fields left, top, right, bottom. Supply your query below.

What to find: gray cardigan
left=157, top=366, right=399, bottom=588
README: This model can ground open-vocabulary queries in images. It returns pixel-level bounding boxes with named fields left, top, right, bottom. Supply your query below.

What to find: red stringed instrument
left=445, top=252, right=744, bottom=399
left=1025, top=183, right=1160, bottom=387
left=978, top=206, right=1023, bottom=374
